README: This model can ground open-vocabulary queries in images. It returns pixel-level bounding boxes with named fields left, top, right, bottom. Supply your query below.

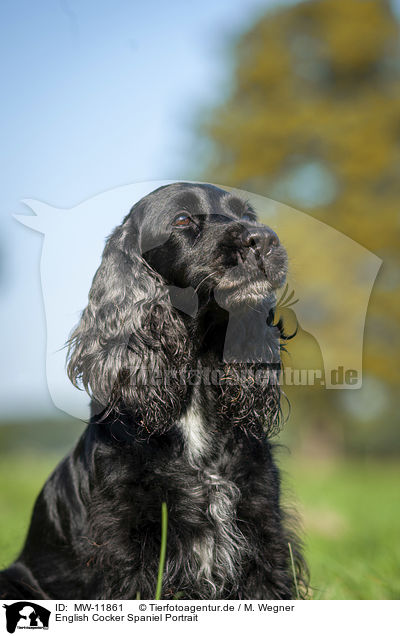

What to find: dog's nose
left=242, top=227, right=280, bottom=252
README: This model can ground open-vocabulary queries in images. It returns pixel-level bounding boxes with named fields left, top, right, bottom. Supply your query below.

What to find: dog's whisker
left=194, top=271, right=218, bottom=293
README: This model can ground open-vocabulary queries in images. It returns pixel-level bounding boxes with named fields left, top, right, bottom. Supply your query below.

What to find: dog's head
left=67, top=183, right=287, bottom=429
left=137, top=182, right=287, bottom=309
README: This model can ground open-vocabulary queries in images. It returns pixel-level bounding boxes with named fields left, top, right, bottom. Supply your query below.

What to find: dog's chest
left=177, top=405, right=247, bottom=591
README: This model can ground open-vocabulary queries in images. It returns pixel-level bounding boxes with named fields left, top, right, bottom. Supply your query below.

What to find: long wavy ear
left=67, top=210, right=192, bottom=432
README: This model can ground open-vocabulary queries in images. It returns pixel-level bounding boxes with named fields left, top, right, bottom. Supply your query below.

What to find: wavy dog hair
left=67, top=194, right=194, bottom=431
left=0, top=182, right=307, bottom=600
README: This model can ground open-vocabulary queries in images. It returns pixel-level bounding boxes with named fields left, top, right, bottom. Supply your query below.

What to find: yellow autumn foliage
left=199, top=0, right=400, bottom=450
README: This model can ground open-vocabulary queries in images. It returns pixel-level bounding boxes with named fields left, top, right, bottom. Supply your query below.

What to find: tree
left=198, top=0, right=400, bottom=453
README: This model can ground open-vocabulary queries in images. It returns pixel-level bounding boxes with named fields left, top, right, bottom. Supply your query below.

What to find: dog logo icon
left=15, top=181, right=381, bottom=415
left=3, top=602, right=50, bottom=633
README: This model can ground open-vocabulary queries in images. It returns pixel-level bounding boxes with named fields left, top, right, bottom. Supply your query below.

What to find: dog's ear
left=67, top=210, right=192, bottom=431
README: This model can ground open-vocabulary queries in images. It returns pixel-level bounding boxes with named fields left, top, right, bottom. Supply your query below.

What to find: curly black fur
left=0, top=182, right=307, bottom=600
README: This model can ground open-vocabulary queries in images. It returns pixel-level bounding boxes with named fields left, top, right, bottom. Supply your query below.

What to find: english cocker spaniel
left=0, top=182, right=306, bottom=600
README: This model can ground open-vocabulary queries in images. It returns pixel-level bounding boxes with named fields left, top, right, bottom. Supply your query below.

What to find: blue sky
left=0, top=0, right=296, bottom=416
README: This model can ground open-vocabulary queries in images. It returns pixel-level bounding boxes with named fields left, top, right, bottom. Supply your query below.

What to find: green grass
left=281, top=456, right=400, bottom=599
left=0, top=453, right=61, bottom=567
left=0, top=451, right=399, bottom=599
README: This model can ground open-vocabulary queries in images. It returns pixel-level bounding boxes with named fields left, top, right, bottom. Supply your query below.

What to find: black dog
left=0, top=183, right=306, bottom=599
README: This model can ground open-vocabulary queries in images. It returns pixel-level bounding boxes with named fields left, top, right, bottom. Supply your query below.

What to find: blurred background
left=0, top=0, right=399, bottom=599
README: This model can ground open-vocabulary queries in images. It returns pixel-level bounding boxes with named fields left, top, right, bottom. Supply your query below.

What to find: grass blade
left=155, top=502, right=168, bottom=600
left=288, top=541, right=300, bottom=600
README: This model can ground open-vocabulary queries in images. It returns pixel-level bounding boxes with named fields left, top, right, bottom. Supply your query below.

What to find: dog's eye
left=173, top=212, right=192, bottom=227
left=242, top=213, right=255, bottom=222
